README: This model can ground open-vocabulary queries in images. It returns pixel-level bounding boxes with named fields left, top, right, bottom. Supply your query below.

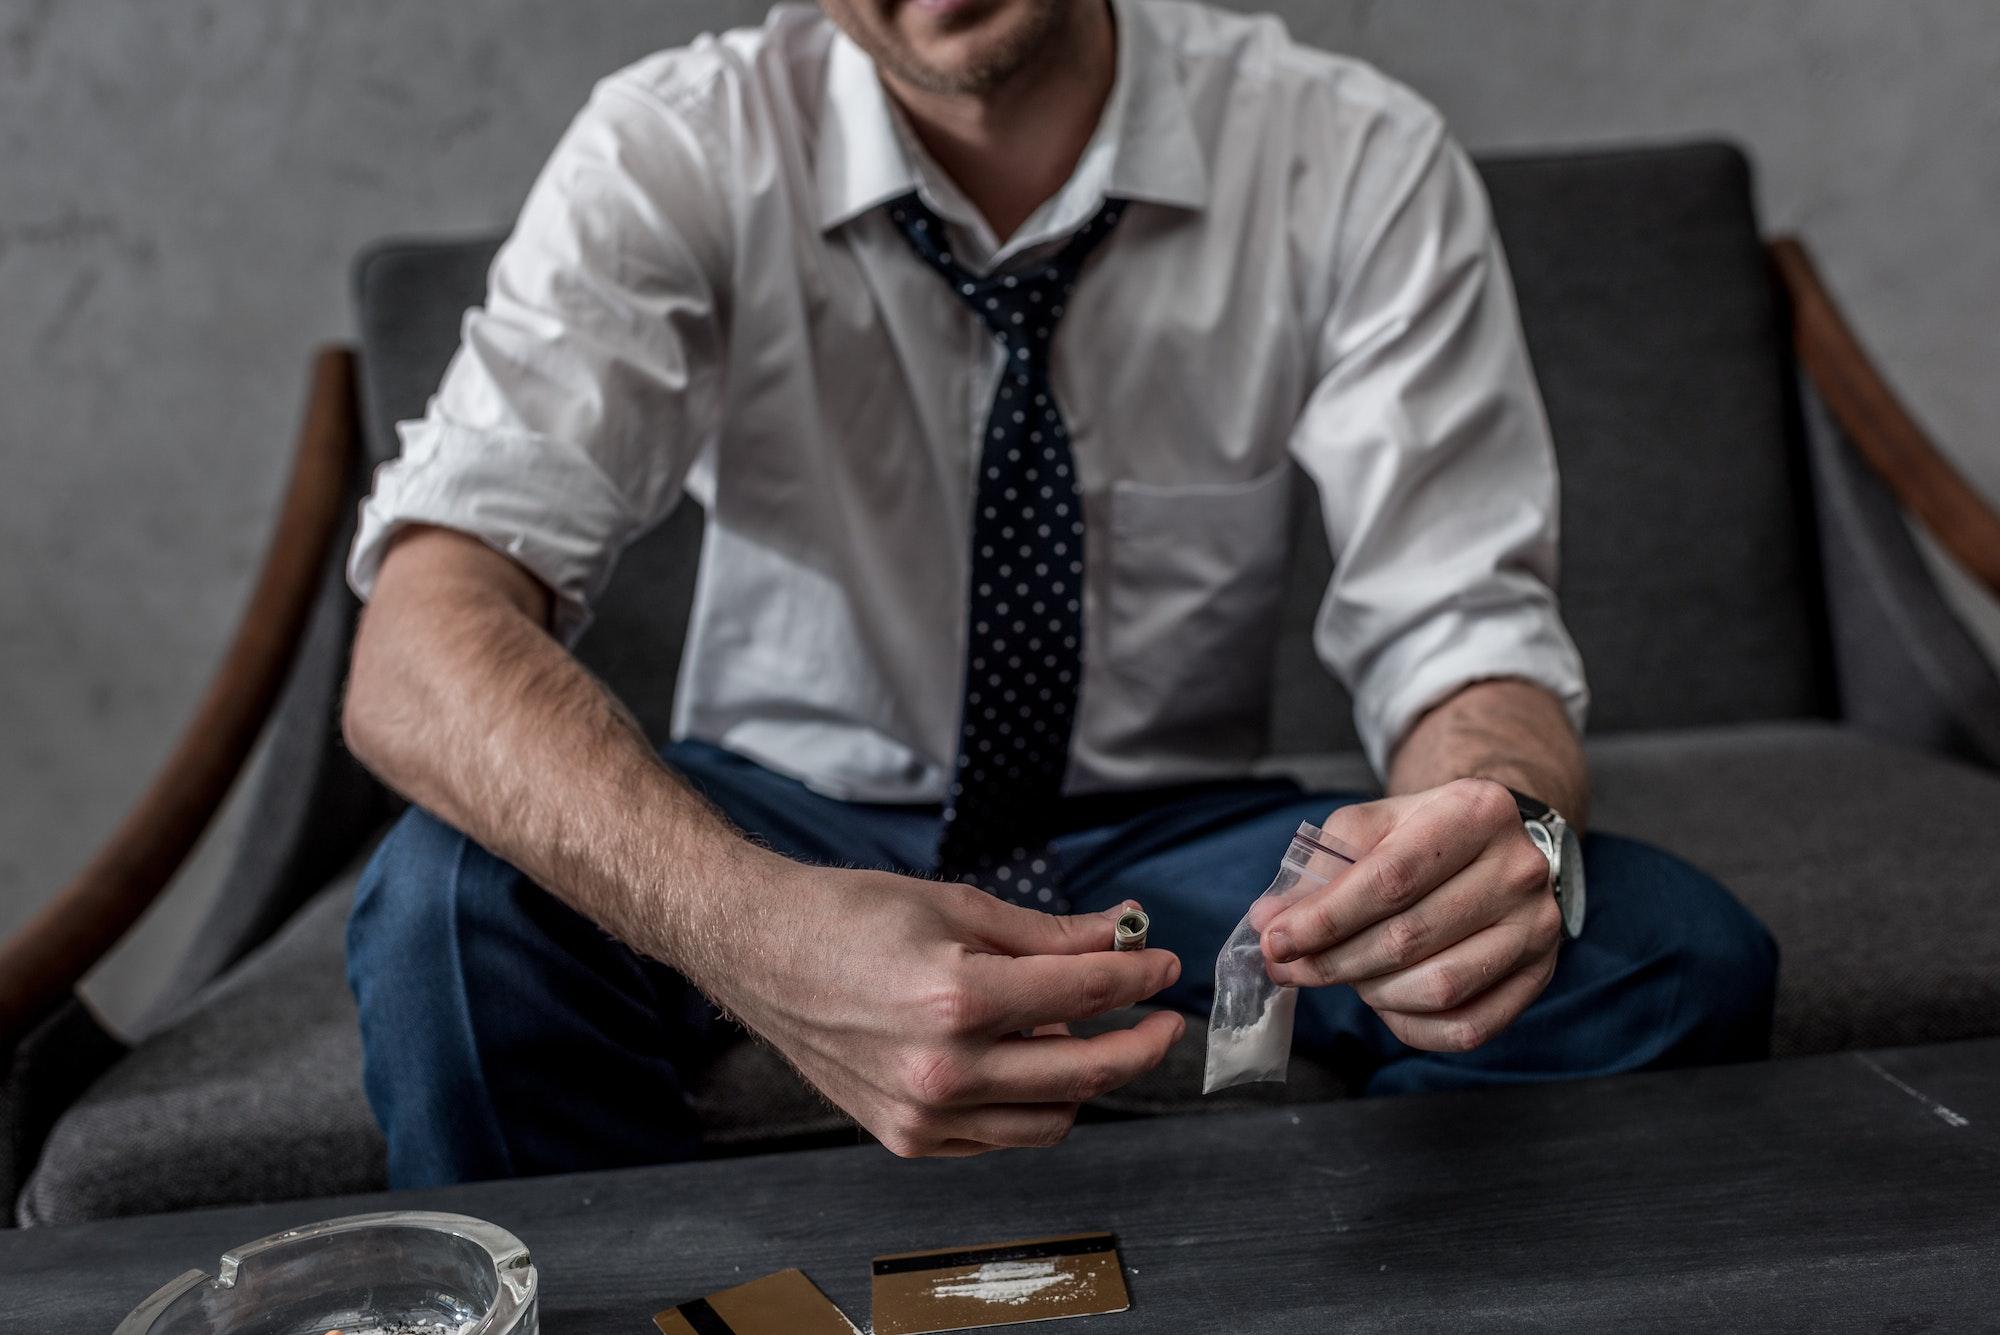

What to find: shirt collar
left=814, top=0, right=1208, bottom=243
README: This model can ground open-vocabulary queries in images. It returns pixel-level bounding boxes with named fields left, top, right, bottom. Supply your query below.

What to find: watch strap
left=1504, top=786, right=1556, bottom=824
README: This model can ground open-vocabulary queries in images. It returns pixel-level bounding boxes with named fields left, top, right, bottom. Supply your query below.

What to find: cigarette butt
left=1113, top=908, right=1149, bottom=952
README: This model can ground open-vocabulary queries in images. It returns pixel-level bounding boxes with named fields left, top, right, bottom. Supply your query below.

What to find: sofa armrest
left=1773, top=239, right=2000, bottom=598
left=1772, top=241, right=2000, bottom=765
left=0, top=349, right=360, bottom=1050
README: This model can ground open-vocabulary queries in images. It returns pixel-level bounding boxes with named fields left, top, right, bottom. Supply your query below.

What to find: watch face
left=1558, top=824, right=1587, bottom=938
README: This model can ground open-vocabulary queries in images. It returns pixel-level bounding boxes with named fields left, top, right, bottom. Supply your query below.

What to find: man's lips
left=902, top=0, right=992, bottom=20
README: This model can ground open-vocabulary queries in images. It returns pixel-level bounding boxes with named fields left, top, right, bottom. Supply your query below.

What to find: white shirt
left=349, top=0, right=1588, bottom=800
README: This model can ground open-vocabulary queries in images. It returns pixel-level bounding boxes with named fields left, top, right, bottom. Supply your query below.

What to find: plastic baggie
left=1203, top=820, right=1362, bottom=1093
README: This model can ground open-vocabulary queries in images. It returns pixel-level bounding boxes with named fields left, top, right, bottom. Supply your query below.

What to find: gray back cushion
left=355, top=141, right=1830, bottom=755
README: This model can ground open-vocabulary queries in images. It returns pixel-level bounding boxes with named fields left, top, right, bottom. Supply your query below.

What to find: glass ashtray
left=115, top=1210, right=538, bottom=1335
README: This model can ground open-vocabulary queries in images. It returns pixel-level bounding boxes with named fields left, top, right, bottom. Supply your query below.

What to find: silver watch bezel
left=1523, top=812, right=1586, bottom=940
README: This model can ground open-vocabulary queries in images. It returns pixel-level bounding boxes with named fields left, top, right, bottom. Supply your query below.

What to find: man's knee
left=1593, top=833, right=1779, bottom=1064
left=347, top=807, right=519, bottom=1184
left=1673, top=876, right=1779, bottom=1061
left=353, top=808, right=466, bottom=959
left=347, top=805, right=534, bottom=1059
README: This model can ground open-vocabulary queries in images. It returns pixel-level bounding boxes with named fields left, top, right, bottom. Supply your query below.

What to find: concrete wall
left=5, top=0, right=1996, bottom=1032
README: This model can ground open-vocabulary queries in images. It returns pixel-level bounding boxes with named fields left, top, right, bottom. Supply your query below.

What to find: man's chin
left=878, top=0, right=1061, bottom=97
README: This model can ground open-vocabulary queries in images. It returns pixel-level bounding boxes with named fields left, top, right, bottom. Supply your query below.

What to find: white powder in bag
left=1202, top=985, right=1299, bottom=1093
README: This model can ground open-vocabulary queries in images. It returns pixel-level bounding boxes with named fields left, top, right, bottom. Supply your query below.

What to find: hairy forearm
left=1385, top=678, right=1590, bottom=830
left=342, top=527, right=783, bottom=980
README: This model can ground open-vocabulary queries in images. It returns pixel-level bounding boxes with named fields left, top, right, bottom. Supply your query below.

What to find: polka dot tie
left=889, top=193, right=1128, bottom=912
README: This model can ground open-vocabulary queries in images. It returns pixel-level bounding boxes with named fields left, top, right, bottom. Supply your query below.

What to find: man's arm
left=344, top=526, right=763, bottom=979
left=1387, top=677, right=1588, bottom=830
left=346, top=526, right=1185, bottom=1157
left=1268, top=113, right=1589, bottom=1052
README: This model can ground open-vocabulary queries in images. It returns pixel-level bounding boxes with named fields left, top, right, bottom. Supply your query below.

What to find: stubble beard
left=866, top=0, right=1074, bottom=99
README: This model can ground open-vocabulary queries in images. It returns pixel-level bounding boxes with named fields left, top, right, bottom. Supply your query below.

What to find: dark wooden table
left=7, top=1039, right=1997, bottom=1332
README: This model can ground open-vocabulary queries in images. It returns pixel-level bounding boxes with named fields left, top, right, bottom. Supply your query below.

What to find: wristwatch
left=1507, top=788, right=1587, bottom=940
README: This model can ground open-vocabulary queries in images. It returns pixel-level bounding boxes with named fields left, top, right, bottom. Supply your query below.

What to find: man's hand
left=1260, top=778, right=1561, bottom=1053
left=698, top=866, right=1185, bottom=1158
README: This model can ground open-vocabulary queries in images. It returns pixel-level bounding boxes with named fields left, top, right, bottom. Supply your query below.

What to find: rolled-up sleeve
left=1289, top=117, right=1588, bottom=776
left=348, top=74, right=729, bottom=644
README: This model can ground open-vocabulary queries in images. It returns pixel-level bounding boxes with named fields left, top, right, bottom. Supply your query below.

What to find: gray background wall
left=5, top=0, right=1997, bottom=1033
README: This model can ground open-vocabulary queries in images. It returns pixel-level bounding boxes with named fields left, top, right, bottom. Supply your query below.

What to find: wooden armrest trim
left=1772, top=237, right=2000, bottom=598
left=0, top=347, right=360, bottom=1047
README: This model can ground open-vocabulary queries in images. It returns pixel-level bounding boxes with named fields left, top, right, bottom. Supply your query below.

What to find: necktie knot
left=889, top=195, right=1124, bottom=361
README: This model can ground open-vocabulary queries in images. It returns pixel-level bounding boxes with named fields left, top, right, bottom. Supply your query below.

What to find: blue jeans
left=348, top=740, right=1778, bottom=1187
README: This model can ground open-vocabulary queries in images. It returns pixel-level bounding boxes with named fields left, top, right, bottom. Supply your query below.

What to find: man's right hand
left=699, top=865, right=1185, bottom=1158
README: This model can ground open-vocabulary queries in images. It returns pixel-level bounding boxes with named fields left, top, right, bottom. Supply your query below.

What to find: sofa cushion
left=1483, top=146, right=1832, bottom=732
left=18, top=874, right=386, bottom=1227
left=1591, top=722, right=2000, bottom=1057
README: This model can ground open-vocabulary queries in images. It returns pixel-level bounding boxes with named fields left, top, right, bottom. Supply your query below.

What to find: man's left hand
left=1260, top=778, right=1563, bottom=1053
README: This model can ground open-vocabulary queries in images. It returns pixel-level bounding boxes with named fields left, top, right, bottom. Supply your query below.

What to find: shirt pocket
left=1096, top=462, right=1296, bottom=761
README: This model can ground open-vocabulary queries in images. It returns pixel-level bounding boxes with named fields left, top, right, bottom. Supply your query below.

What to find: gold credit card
left=654, top=1267, right=860, bottom=1335
left=871, top=1232, right=1130, bottom=1334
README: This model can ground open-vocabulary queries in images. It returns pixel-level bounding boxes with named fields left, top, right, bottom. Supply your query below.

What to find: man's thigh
left=662, top=739, right=943, bottom=873
left=1055, top=784, right=1778, bottom=1091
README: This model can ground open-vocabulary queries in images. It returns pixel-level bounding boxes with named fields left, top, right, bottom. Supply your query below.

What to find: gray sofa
left=7, top=142, right=2000, bottom=1228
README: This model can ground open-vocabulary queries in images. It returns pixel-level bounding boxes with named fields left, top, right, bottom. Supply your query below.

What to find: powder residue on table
left=929, top=1259, right=1090, bottom=1306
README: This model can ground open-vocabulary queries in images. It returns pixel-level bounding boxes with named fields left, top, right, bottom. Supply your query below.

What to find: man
left=343, top=0, right=1778, bottom=1188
